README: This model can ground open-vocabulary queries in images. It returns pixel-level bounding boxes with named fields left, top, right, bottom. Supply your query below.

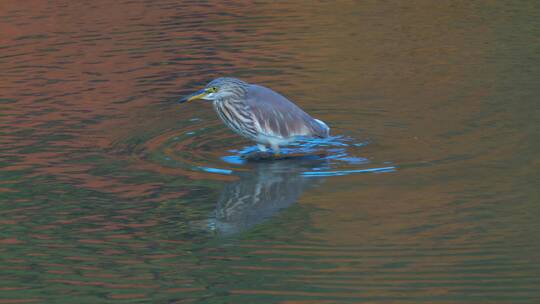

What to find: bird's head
left=179, top=77, right=248, bottom=103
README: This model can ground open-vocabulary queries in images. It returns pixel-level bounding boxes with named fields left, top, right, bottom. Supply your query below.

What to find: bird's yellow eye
left=207, top=87, right=218, bottom=93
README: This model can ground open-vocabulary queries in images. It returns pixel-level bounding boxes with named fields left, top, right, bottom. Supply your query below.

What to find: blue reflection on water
left=302, top=166, right=396, bottom=177
left=196, top=135, right=398, bottom=177
left=198, top=166, right=233, bottom=175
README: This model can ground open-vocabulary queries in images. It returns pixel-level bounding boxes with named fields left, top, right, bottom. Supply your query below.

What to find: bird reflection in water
left=209, top=157, right=326, bottom=236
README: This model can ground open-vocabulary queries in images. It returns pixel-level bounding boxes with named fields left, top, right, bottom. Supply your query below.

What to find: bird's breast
left=213, top=99, right=258, bottom=139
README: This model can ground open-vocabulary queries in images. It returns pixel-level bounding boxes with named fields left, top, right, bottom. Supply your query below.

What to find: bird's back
left=245, top=84, right=329, bottom=139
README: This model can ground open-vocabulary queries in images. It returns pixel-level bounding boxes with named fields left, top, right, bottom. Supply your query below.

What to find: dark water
left=1, top=1, right=539, bottom=303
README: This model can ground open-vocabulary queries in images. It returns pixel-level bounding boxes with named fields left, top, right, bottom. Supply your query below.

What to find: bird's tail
left=314, top=119, right=330, bottom=138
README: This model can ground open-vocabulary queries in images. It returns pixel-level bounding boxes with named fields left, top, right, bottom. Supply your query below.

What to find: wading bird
left=180, top=77, right=330, bottom=154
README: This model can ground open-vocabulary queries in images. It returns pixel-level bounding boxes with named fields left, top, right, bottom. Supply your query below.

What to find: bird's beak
left=179, top=89, right=208, bottom=103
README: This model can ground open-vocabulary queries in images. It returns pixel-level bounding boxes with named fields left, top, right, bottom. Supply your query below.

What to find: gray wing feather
left=245, top=84, right=329, bottom=139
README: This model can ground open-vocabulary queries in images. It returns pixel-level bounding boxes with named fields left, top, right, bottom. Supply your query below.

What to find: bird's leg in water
left=271, top=144, right=280, bottom=156
left=241, top=144, right=273, bottom=160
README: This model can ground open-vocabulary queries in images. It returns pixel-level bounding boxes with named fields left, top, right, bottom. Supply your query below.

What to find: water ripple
left=139, top=126, right=397, bottom=179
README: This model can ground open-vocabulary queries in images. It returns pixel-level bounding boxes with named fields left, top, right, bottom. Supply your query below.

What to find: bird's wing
left=245, top=84, right=329, bottom=139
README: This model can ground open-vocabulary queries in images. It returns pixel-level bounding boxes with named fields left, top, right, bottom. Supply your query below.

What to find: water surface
left=1, top=1, right=539, bottom=303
